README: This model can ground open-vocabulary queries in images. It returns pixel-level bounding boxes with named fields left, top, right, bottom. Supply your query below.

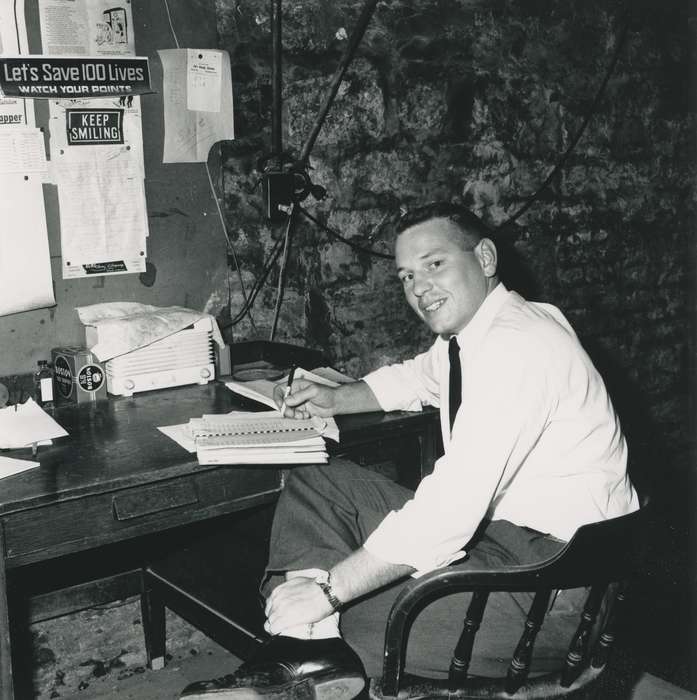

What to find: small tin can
left=51, top=347, right=107, bottom=404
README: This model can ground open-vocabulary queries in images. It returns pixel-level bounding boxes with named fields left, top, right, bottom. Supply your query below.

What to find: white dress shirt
left=362, top=283, right=639, bottom=574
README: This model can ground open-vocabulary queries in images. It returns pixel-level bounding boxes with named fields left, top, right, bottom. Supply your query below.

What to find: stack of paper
left=189, top=411, right=330, bottom=465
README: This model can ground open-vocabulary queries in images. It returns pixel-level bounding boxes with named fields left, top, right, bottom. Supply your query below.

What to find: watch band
left=315, top=571, right=343, bottom=612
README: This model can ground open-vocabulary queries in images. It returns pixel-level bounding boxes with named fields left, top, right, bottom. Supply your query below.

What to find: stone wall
left=214, top=0, right=694, bottom=478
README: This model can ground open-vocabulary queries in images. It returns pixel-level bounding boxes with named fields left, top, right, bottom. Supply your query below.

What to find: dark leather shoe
left=180, top=636, right=366, bottom=699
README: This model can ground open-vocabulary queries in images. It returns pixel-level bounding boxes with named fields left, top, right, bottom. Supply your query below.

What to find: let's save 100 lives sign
left=0, top=56, right=151, bottom=98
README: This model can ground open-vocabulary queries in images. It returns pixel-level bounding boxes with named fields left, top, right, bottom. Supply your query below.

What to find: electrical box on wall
left=262, top=171, right=294, bottom=221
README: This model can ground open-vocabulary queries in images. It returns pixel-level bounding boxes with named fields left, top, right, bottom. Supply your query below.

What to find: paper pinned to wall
left=0, top=0, right=34, bottom=128
left=158, top=48, right=235, bottom=163
left=0, top=172, right=55, bottom=317
left=56, top=158, right=147, bottom=279
left=187, top=49, right=222, bottom=112
left=0, top=127, right=47, bottom=173
left=37, top=0, right=135, bottom=56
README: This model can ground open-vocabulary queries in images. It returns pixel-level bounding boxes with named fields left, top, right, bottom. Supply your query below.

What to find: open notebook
left=225, top=366, right=355, bottom=412
left=189, top=411, right=330, bottom=465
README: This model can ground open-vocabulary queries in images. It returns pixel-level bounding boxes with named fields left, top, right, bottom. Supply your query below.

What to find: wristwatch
left=314, top=570, right=343, bottom=612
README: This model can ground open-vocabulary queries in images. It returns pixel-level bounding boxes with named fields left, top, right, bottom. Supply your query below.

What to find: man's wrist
left=314, top=570, right=343, bottom=612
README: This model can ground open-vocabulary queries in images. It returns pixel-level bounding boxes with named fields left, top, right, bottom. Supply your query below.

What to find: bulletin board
left=0, top=0, right=230, bottom=376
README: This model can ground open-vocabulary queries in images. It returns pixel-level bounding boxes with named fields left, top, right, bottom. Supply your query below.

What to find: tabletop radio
left=103, top=317, right=216, bottom=396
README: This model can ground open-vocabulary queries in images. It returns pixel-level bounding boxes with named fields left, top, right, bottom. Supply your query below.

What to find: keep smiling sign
left=0, top=56, right=151, bottom=98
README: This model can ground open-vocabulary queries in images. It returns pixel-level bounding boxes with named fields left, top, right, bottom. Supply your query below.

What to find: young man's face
left=395, top=217, right=497, bottom=337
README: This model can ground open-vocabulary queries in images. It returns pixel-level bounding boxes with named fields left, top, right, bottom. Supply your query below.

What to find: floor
left=58, top=634, right=242, bottom=700
left=55, top=630, right=696, bottom=700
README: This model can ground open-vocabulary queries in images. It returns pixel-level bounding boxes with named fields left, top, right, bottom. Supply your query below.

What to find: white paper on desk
left=0, top=172, right=55, bottom=317
left=158, top=424, right=197, bottom=453
left=158, top=48, right=234, bottom=163
left=0, top=0, right=34, bottom=128
left=56, top=159, right=148, bottom=279
left=0, top=399, right=68, bottom=449
left=0, top=456, right=40, bottom=479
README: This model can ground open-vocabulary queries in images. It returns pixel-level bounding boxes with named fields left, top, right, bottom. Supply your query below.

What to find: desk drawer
left=3, top=468, right=281, bottom=565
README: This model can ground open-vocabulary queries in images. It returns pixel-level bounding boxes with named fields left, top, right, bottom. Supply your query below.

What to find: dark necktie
left=448, top=336, right=462, bottom=434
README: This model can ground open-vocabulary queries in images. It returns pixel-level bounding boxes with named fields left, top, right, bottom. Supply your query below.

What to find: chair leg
left=140, top=570, right=167, bottom=670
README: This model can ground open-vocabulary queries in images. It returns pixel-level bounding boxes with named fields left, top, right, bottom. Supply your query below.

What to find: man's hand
left=273, top=379, right=338, bottom=419
left=274, top=378, right=383, bottom=419
left=264, top=577, right=334, bottom=635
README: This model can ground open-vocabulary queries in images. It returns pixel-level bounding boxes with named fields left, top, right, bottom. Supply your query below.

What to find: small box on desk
left=51, top=347, right=107, bottom=404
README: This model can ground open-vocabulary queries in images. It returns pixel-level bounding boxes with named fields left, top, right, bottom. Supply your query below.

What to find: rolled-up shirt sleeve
left=364, top=334, right=550, bottom=574
left=362, top=342, right=442, bottom=413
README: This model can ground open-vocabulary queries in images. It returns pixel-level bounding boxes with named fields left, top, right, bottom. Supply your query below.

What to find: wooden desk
left=0, top=382, right=439, bottom=699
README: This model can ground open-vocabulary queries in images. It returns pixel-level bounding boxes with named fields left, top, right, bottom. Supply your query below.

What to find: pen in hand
left=279, top=366, right=297, bottom=416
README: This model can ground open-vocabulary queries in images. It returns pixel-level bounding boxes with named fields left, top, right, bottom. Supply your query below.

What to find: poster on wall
left=47, top=93, right=144, bottom=170
left=0, top=55, right=151, bottom=98
left=38, top=0, right=135, bottom=56
left=36, top=0, right=149, bottom=279
left=0, top=0, right=34, bottom=127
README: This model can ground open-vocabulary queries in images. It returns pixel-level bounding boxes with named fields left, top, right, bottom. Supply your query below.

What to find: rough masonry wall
left=214, top=0, right=694, bottom=473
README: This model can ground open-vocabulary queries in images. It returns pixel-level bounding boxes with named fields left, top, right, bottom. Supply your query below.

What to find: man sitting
left=182, top=203, right=639, bottom=699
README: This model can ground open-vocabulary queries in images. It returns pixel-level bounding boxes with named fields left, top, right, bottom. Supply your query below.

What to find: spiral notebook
left=189, top=411, right=331, bottom=465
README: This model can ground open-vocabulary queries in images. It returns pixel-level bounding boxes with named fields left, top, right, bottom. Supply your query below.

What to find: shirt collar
left=449, top=282, right=509, bottom=351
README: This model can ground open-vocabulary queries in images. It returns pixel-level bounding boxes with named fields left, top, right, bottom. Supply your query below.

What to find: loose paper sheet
left=0, top=0, right=34, bottom=127
left=159, top=48, right=235, bottom=163
left=0, top=398, right=68, bottom=449
left=0, top=172, right=55, bottom=316
left=0, top=456, right=40, bottom=479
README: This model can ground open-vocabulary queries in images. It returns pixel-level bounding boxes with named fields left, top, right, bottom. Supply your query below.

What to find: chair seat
left=371, top=508, right=647, bottom=700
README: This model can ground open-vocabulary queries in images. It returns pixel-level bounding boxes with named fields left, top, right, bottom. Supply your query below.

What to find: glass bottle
left=33, top=360, right=54, bottom=410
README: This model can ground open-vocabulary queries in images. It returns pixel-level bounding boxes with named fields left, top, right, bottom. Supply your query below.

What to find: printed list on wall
left=38, top=0, right=150, bottom=280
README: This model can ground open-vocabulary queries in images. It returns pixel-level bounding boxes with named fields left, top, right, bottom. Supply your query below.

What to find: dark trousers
left=264, top=459, right=586, bottom=679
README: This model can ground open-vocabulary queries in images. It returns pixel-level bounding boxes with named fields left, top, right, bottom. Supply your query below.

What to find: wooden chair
left=370, top=508, right=646, bottom=700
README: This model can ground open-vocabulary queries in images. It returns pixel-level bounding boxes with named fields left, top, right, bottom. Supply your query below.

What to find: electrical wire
left=299, top=206, right=394, bottom=260
left=502, top=12, right=630, bottom=228
left=223, top=231, right=287, bottom=327
left=269, top=204, right=297, bottom=340
left=205, top=157, right=258, bottom=333
left=162, top=0, right=180, bottom=49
